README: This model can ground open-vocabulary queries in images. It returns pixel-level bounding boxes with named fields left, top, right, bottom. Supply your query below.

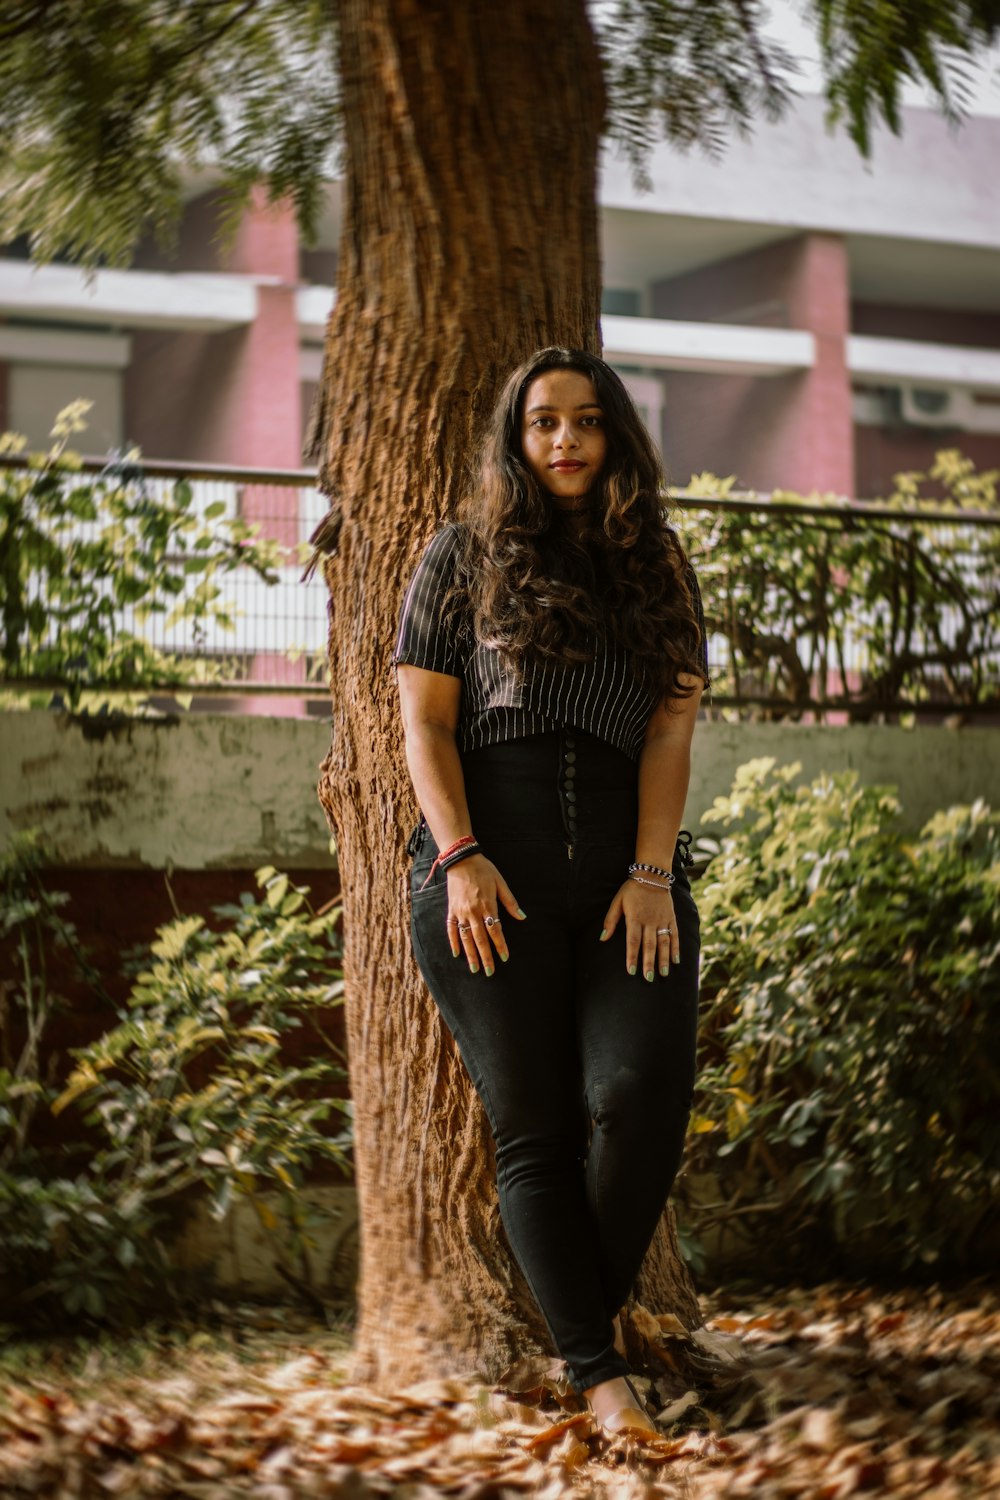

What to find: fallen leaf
left=525, top=1412, right=593, bottom=1453
left=655, top=1390, right=701, bottom=1426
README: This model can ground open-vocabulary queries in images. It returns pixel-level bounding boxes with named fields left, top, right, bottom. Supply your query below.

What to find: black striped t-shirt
left=392, top=524, right=707, bottom=762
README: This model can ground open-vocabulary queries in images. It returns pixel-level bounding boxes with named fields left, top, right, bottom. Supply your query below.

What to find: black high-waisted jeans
left=409, top=728, right=700, bottom=1393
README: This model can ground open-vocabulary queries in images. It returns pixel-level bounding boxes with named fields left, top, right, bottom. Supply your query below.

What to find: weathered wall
left=2, top=712, right=997, bottom=870
left=687, top=719, right=1000, bottom=838
left=1, top=711, right=337, bottom=869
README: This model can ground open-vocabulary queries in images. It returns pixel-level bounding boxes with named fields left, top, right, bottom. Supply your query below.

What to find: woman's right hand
left=446, top=854, right=526, bottom=974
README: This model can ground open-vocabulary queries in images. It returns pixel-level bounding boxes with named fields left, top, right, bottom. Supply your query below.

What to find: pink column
left=134, top=189, right=308, bottom=714
left=127, top=189, right=303, bottom=475
left=125, top=191, right=314, bottom=714
left=216, top=190, right=303, bottom=480
left=223, top=193, right=308, bottom=712
left=782, top=234, right=854, bottom=498
left=653, top=233, right=854, bottom=497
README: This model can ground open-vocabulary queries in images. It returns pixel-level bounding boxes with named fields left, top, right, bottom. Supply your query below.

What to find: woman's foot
left=584, top=1375, right=657, bottom=1438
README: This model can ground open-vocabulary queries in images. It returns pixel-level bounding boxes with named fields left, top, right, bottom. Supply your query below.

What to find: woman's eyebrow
left=525, top=402, right=605, bottom=414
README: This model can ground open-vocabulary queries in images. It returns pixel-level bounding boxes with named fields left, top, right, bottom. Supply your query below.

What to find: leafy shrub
left=0, top=843, right=349, bottom=1327
left=677, top=758, right=1000, bottom=1276
left=0, top=403, right=283, bottom=708
left=678, top=452, right=1000, bottom=717
left=1, top=832, right=100, bottom=1174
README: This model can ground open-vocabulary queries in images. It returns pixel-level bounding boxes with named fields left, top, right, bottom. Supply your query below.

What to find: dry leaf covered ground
left=1, top=1279, right=998, bottom=1498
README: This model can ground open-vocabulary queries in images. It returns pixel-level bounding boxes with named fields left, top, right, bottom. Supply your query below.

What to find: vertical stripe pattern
left=393, top=524, right=708, bottom=763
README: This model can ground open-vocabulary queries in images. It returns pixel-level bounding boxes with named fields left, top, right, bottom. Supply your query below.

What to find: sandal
left=594, top=1376, right=658, bottom=1439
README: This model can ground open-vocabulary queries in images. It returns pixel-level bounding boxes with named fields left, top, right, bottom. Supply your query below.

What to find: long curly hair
left=456, top=347, right=705, bottom=704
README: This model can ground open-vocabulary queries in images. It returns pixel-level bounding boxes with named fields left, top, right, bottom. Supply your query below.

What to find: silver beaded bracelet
left=629, top=873, right=675, bottom=892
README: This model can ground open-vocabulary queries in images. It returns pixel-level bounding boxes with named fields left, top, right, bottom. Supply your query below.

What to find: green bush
left=1, top=404, right=283, bottom=708
left=0, top=839, right=349, bottom=1327
left=676, top=758, right=1000, bottom=1276
left=678, top=451, right=1000, bottom=717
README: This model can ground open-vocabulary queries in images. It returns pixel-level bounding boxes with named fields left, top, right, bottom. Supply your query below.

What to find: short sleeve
left=392, top=525, right=466, bottom=678
left=685, top=565, right=711, bottom=684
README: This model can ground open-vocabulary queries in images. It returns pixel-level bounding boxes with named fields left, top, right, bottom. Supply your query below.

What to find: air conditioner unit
left=898, top=385, right=973, bottom=429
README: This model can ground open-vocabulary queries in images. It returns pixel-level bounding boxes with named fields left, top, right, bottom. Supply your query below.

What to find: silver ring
left=484, top=915, right=499, bottom=928
left=457, top=923, right=472, bottom=934
left=656, top=926, right=673, bottom=936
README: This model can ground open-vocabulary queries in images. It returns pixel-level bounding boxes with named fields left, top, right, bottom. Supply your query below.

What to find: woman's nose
left=554, top=422, right=579, bottom=449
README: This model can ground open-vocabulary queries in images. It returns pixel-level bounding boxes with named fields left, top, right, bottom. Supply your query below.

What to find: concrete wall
left=1, top=712, right=337, bottom=869
left=3, top=713, right=999, bottom=871
left=601, top=95, right=1000, bottom=253
left=687, top=720, right=1000, bottom=837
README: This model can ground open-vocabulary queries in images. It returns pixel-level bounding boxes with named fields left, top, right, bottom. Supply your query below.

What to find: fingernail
left=499, top=952, right=509, bottom=962
left=660, top=964, right=669, bottom=976
left=645, top=970, right=654, bottom=983
left=628, top=964, right=637, bottom=976
left=470, top=963, right=479, bottom=974
left=600, top=928, right=608, bottom=941
left=516, top=908, right=527, bottom=919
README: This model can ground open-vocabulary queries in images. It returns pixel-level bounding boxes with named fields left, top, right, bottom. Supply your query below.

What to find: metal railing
left=3, top=454, right=998, bottom=719
left=1, top=454, right=332, bottom=708
left=93, top=457, right=329, bottom=673
left=672, top=490, right=1000, bottom=719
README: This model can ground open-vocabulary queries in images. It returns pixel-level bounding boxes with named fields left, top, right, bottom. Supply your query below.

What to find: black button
left=564, top=750, right=576, bottom=764
left=566, top=789, right=577, bottom=803
left=564, top=764, right=576, bottom=780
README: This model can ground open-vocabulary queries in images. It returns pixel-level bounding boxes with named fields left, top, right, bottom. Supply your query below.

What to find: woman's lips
left=550, top=461, right=585, bottom=470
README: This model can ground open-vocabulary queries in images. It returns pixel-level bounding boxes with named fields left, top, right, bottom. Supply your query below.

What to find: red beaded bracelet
left=420, top=834, right=478, bottom=890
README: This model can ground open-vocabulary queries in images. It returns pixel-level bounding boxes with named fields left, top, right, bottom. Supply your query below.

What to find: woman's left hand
left=600, top=879, right=680, bottom=980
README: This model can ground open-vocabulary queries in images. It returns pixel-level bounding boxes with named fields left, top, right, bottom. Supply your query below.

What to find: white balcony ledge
left=601, top=315, right=815, bottom=376
left=0, top=261, right=257, bottom=332
left=296, top=298, right=817, bottom=379
left=297, top=284, right=336, bottom=341
left=847, top=334, right=1000, bottom=394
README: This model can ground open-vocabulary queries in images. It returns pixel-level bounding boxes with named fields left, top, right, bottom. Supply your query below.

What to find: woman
left=393, top=347, right=707, bottom=1437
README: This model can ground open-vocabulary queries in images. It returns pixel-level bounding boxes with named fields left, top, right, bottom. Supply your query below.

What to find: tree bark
left=311, top=0, right=700, bottom=1390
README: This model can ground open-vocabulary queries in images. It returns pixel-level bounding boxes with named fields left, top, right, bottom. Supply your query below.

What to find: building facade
left=2, top=94, right=999, bottom=499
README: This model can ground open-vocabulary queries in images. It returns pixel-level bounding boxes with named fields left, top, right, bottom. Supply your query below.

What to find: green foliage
left=812, top=0, right=1000, bottom=152
left=0, top=0, right=339, bottom=267
left=3, top=1, right=998, bottom=264
left=602, top=0, right=1000, bottom=177
left=0, top=843, right=349, bottom=1328
left=0, top=406, right=283, bottom=708
left=0, top=831, right=104, bottom=1175
left=600, top=0, right=795, bottom=184
left=678, top=452, right=1000, bottom=716
left=677, top=757, right=1000, bottom=1275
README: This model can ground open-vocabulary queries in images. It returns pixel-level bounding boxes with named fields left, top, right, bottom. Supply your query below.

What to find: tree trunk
left=311, top=0, right=700, bottom=1390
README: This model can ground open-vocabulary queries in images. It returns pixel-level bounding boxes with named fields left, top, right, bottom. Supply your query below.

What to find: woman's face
left=520, top=368, right=608, bottom=511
